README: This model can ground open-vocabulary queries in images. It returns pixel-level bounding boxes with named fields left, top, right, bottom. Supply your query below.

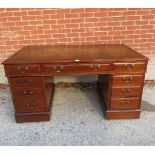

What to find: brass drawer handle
left=53, top=66, right=64, bottom=72
left=90, top=64, right=100, bottom=71
left=124, top=64, right=135, bottom=69
left=26, top=103, right=36, bottom=109
left=120, top=100, right=130, bottom=105
left=17, top=66, right=29, bottom=74
left=21, top=78, right=32, bottom=84
left=122, top=76, right=133, bottom=83
left=23, top=90, right=33, bottom=96
left=121, top=88, right=131, bottom=93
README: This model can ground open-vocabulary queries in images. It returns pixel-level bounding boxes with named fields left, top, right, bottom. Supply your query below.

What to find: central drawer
left=111, top=86, right=142, bottom=97
left=43, top=64, right=111, bottom=75
left=12, top=87, right=45, bottom=100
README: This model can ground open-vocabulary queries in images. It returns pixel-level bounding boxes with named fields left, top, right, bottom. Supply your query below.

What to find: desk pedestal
left=98, top=74, right=144, bottom=119
left=8, top=77, right=54, bottom=123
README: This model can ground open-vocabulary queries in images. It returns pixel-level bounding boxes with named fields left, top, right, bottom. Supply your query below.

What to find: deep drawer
left=109, top=97, right=140, bottom=110
left=111, top=86, right=142, bottom=97
left=12, top=87, right=45, bottom=100
left=4, top=65, right=40, bottom=77
left=43, top=64, right=111, bottom=75
left=14, top=99, right=49, bottom=113
left=113, top=62, right=146, bottom=73
left=9, top=77, right=44, bottom=88
left=112, top=75, right=144, bottom=86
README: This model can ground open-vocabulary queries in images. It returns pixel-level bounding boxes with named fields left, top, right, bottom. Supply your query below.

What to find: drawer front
left=112, top=75, right=144, bottom=86
left=110, top=98, right=140, bottom=110
left=113, top=62, right=146, bottom=72
left=4, top=65, right=40, bottom=76
left=12, top=88, right=45, bottom=100
left=43, top=64, right=111, bottom=75
left=14, top=99, right=48, bottom=113
left=111, top=86, right=142, bottom=97
left=9, top=77, right=44, bottom=88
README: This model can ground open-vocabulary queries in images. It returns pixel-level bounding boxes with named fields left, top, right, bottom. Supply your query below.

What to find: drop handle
left=120, top=100, right=130, bottom=105
left=122, top=76, right=133, bottom=83
left=121, top=88, right=131, bottom=93
left=124, top=64, right=135, bottom=69
left=17, top=66, right=29, bottom=74
left=90, top=64, right=100, bottom=71
left=53, top=66, right=64, bottom=72
left=23, top=90, right=33, bottom=96
left=21, top=78, right=32, bottom=84
left=26, top=103, right=36, bottom=109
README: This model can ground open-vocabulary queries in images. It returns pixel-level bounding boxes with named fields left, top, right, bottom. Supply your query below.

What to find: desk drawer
left=110, top=98, right=140, bottom=110
left=113, top=62, right=146, bottom=72
left=12, top=88, right=45, bottom=100
left=14, top=99, right=48, bottom=113
left=9, top=77, right=44, bottom=88
left=4, top=65, right=40, bottom=76
left=111, top=86, right=142, bottom=97
left=43, top=64, right=111, bottom=74
left=112, top=75, right=144, bottom=86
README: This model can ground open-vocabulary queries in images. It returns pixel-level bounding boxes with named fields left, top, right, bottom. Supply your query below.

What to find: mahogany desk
left=2, top=44, right=149, bottom=123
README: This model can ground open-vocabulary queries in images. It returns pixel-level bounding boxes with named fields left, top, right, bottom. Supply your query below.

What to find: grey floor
left=0, top=83, right=155, bottom=146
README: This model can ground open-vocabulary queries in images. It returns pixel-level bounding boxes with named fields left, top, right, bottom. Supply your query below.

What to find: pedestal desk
left=2, top=44, right=149, bottom=123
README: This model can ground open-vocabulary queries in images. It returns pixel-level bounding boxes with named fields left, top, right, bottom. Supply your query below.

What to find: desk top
left=2, top=44, right=148, bottom=64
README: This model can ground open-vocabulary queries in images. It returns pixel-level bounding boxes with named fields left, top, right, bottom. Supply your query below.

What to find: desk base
left=105, top=110, right=140, bottom=120
left=15, top=112, right=51, bottom=123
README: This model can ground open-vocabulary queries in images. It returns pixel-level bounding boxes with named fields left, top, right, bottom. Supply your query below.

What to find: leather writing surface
left=2, top=44, right=148, bottom=64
